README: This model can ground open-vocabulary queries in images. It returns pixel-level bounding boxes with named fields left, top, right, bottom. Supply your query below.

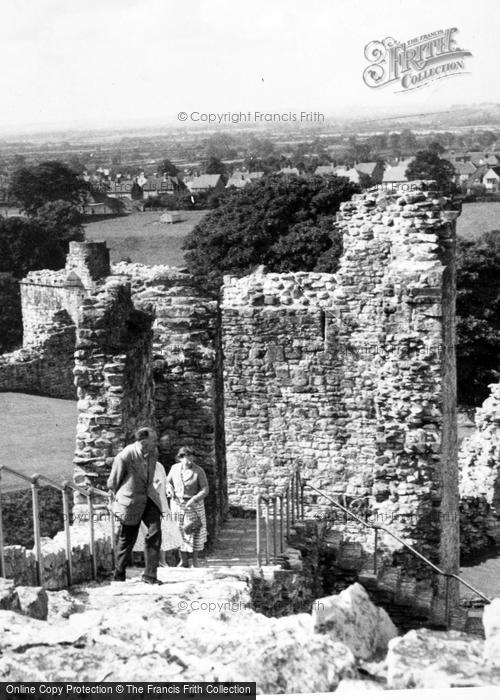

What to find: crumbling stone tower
left=221, top=184, right=460, bottom=578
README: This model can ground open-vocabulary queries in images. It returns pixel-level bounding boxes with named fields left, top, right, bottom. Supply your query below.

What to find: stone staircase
left=322, top=529, right=486, bottom=637
left=204, top=516, right=261, bottom=567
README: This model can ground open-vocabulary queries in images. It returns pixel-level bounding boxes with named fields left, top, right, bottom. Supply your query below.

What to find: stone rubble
left=312, top=582, right=398, bottom=660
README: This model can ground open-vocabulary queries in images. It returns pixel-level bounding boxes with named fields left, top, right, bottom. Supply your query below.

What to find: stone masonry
left=73, top=278, right=154, bottom=506
left=459, top=382, right=500, bottom=558
left=0, top=184, right=473, bottom=571
left=0, top=241, right=111, bottom=400
left=110, top=262, right=226, bottom=536
left=222, top=184, right=460, bottom=580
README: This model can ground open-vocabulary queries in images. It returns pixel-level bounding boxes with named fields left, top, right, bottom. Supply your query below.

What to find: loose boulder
left=386, top=628, right=500, bottom=688
left=0, top=578, right=20, bottom=613
left=312, top=582, right=398, bottom=660
left=16, top=586, right=48, bottom=620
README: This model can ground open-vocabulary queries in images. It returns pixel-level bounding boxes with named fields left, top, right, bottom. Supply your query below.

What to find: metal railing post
left=444, top=575, right=451, bottom=628
left=300, top=477, right=305, bottom=519
left=62, top=482, right=73, bottom=587
left=109, top=495, right=116, bottom=570
left=279, top=495, right=284, bottom=553
left=373, top=526, right=379, bottom=575
left=87, top=488, right=97, bottom=580
left=256, top=494, right=262, bottom=567
left=0, top=469, right=5, bottom=578
left=291, top=476, right=295, bottom=525
left=272, top=495, right=277, bottom=561
left=285, top=488, right=290, bottom=539
left=295, top=471, right=300, bottom=520
left=31, top=476, right=43, bottom=586
left=264, top=499, right=270, bottom=565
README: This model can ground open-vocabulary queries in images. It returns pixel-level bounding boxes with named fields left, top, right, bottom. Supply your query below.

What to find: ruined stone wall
left=222, top=185, right=460, bottom=572
left=0, top=241, right=111, bottom=402
left=20, top=241, right=109, bottom=346
left=73, top=278, right=154, bottom=499
left=0, top=310, right=76, bottom=399
left=112, top=262, right=226, bottom=535
left=459, top=383, right=500, bottom=558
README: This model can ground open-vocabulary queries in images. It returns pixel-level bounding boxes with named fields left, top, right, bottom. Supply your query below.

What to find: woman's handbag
left=182, top=506, right=202, bottom=535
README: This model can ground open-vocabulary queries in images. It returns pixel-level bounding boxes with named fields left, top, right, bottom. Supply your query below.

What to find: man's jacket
left=107, top=442, right=162, bottom=525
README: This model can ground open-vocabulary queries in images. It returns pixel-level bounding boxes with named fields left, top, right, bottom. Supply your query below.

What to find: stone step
left=357, top=572, right=378, bottom=591
left=429, top=595, right=448, bottom=628
left=413, top=581, right=434, bottom=617
left=322, top=530, right=344, bottom=550
left=377, top=566, right=402, bottom=599
left=464, top=609, right=485, bottom=637
left=449, top=606, right=469, bottom=632
left=336, top=540, right=364, bottom=569
left=394, top=576, right=418, bottom=605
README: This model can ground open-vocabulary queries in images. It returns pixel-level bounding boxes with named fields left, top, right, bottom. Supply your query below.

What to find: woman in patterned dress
left=166, top=446, right=208, bottom=567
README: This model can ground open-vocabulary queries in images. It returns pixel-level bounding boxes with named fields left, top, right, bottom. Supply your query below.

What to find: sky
left=0, top=0, right=498, bottom=134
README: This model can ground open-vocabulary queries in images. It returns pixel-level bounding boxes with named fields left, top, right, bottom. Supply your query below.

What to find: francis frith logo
left=363, top=28, right=472, bottom=92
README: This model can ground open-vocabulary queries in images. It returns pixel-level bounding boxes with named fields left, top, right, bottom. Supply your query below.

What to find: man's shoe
left=113, top=572, right=126, bottom=582
left=141, top=575, right=163, bottom=585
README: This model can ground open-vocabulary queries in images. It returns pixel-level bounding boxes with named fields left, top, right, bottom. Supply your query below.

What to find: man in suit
left=107, top=426, right=162, bottom=584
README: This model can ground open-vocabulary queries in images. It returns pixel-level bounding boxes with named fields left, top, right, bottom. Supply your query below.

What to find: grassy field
left=0, top=393, right=76, bottom=492
left=84, top=209, right=208, bottom=266
left=457, top=202, right=500, bottom=240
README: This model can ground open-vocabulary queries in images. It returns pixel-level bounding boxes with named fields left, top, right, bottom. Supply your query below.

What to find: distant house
left=186, top=174, right=225, bottom=193
left=453, top=161, right=476, bottom=186
left=465, top=165, right=489, bottom=192
left=314, top=164, right=336, bottom=176
left=106, top=180, right=135, bottom=199
left=354, top=162, right=385, bottom=184
left=225, top=170, right=264, bottom=189
left=382, top=158, right=414, bottom=185
left=468, top=151, right=489, bottom=167
left=142, top=176, right=183, bottom=199
left=278, top=167, right=301, bottom=177
left=442, top=151, right=469, bottom=164
left=483, top=167, right=500, bottom=192
left=333, top=166, right=364, bottom=185
left=323, top=161, right=384, bottom=185
left=81, top=193, right=122, bottom=216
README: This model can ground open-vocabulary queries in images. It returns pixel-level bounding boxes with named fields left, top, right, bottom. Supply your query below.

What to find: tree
left=131, top=182, right=143, bottom=200
left=203, top=157, right=226, bottom=175
left=427, top=141, right=446, bottom=155
left=405, top=150, right=456, bottom=192
left=0, top=272, right=22, bottom=352
left=183, top=174, right=359, bottom=294
left=399, top=129, right=418, bottom=153
left=9, top=161, right=90, bottom=215
left=0, top=216, right=64, bottom=279
left=456, top=231, right=500, bottom=406
left=35, top=200, right=85, bottom=252
left=158, top=158, right=178, bottom=177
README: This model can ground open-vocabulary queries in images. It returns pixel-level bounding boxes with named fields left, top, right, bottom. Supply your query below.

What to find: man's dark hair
left=135, top=427, right=153, bottom=441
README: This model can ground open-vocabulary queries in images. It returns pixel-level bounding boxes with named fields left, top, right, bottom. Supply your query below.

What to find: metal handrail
left=306, top=482, right=491, bottom=604
left=252, top=460, right=491, bottom=627
left=0, top=464, right=114, bottom=586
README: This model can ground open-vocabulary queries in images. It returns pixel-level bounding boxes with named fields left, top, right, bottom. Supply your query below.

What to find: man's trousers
left=114, top=498, right=161, bottom=578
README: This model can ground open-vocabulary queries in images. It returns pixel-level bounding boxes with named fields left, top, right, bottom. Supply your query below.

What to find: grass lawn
left=84, top=209, right=208, bottom=266
left=457, top=202, right=500, bottom=240
left=0, top=393, right=76, bottom=492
